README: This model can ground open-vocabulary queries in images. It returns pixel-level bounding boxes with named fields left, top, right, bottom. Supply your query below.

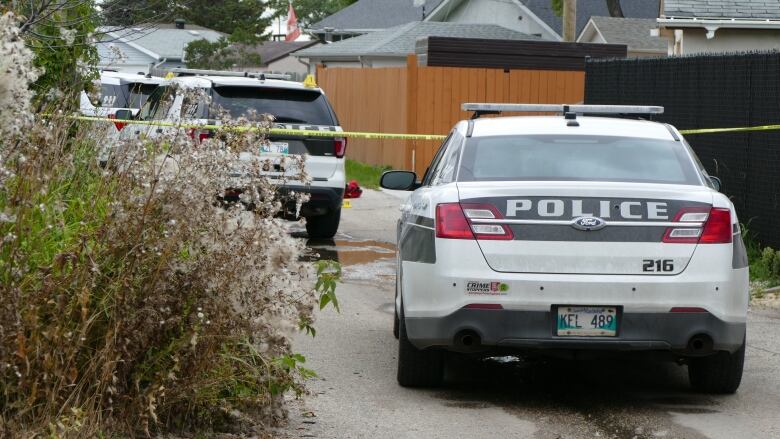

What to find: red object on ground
left=344, top=180, right=363, bottom=199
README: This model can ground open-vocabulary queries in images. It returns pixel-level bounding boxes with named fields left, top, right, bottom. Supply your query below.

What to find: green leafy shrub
left=753, top=246, right=780, bottom=286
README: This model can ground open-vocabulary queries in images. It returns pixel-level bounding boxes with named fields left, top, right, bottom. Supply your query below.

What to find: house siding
left=677, top=28, right=780, bottom=55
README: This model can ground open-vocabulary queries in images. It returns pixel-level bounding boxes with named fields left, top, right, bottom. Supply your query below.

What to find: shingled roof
left=582, top=16, right=666, bottom=53
left=296, top=21, right=538, bottom=58
left=234, top=41, right=318, bottom=66
left=663, top=0, right=780, bottom=19
left=521, top=0, right=660, bottom=37
left=310, top=0, right=446, bottom=31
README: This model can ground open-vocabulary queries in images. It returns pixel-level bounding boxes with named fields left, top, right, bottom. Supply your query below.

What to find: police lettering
left=506, top=199, right=669, bottom=220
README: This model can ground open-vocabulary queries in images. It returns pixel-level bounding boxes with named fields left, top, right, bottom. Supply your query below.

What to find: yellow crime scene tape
left=678, top=124, right=780, bottom=135
left=61, top=115, right=780, bottom=140
left=65, top=115, right=448, bottom=141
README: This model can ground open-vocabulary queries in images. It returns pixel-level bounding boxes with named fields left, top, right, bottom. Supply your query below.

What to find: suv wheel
left=306, top=208, right=341, bottom=239
left=397, top=309, right=443, bottom=387
left=688, top=337, right=745, bottom=394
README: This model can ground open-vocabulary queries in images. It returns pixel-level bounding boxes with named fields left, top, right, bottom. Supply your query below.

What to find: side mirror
left=709, top=176, right=722, bottom=192
left=380, top=170, right=418, bottom=191
left=114, top=109, right=133, bottom=120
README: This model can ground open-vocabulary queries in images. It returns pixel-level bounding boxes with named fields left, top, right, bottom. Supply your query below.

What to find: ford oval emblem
left=571, top=216, right=607, bottom=231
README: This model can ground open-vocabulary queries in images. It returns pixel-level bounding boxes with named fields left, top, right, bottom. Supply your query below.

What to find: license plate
left=556, top=306, right=617, bottom=337
left=260, top=142, right=289, bottom=154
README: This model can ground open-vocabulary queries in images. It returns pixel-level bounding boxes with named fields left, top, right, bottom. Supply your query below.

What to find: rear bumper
left=279, top=185, right=344, bottom=217
left=405, top=308, right=746, bottom=354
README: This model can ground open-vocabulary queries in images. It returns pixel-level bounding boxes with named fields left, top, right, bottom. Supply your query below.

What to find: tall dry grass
left=0, top=12, right=332, bottom=437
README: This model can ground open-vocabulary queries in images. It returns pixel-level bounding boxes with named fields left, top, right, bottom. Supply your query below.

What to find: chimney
left=175, top=19, right=186, bottom=29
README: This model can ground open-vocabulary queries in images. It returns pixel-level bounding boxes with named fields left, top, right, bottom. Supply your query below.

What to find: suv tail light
left=664, top=207, right=732, bottom=244
left=188, top=128, right=212, bottom=143
left=436, top=203, right=513, bottom=240
left=334, top=137, right=347, bottom=158
left=108, top=113, right=127, bottom=131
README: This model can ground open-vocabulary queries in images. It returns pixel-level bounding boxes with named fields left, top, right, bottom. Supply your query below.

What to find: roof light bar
left=165, top=68, right=291, bottom=80
left=462, top=103, right=664, bottom=115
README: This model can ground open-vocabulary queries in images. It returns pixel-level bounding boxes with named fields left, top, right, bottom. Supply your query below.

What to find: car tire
left=397, top=309, right=444, bottom=387
left=306, top=208, right=341, bottom=239
left=688, top=337, right=745, bottom=394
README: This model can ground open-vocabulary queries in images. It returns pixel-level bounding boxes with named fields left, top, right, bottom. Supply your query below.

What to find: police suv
left=120, top=69, right=346, bottom=238
left=381, top=104, right=748, bottom=394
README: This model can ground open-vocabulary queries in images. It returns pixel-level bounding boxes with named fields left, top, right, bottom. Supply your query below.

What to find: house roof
left=295, top=21, right=538, bottom=59
left=100, top=23, right=224, bottom=60
left=663, top=0, right=780, bottom=19
left=521, top=0, right=660, bottom=37
left=580, top=16, right=666, bottom=52
left=309, top=0, right=446, bottom=32
left=234, top=41, right=318, bottom=66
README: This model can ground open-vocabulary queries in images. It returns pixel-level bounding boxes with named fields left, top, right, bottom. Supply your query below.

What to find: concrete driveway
left=282, top=189, right=780, bottom=439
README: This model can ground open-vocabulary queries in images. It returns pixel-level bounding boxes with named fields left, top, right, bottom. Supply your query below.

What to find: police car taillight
left=436, top=203, right=513, bottom=240
left=436, top=203, right=474, bottom=239
left=462, top=203, right=513, bottom=240
left=334, top=137, right=347, bottom=158
left=699, top=208, right=732, bottom=244
left=663, top=207, right=731, bottom=244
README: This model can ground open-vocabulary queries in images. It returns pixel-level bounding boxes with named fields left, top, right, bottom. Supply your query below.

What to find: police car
left=120, top=69, right=346, bottom=238
left=381, top=104, right=748, bottom=394
left=80, top=70, right=163, bottom=119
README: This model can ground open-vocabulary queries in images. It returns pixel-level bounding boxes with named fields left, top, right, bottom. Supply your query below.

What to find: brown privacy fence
left=316, top=55, right=586, bottom=176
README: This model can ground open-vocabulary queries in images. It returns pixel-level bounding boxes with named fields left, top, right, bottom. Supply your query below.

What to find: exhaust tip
left=687, top=334, right=714, bottom=354
left=454, top=329, right=482, bottom=351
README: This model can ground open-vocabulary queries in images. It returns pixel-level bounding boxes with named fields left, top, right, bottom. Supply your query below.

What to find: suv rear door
left=209, top=86, right=342, bottom=180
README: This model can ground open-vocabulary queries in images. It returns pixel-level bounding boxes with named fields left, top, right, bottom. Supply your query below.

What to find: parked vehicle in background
left=80, top=71, right=163, bottom=118
left=121, top=69, right=346, bottom=239
left=382, top=103, right=748, bottom=394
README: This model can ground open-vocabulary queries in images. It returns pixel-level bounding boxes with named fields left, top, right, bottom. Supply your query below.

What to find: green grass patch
left=744, top=223, right=780, bottom=287
left=345, top=159, right=391, bottom=190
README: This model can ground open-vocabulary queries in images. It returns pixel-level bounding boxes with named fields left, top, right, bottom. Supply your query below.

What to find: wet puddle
left=304, top=238, right=395, bottom=266
left=297, top=233, right=397, bottom=283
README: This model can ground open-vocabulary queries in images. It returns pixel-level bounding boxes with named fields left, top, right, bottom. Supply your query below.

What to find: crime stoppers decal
left=466, top=281, right=509, bottom=296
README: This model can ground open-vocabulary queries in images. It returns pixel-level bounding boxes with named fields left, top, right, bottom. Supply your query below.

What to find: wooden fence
left=317, top=55, right=586, bottom=176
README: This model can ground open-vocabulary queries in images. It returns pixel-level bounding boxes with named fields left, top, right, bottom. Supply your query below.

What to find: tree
left=10, top=0, right=100, bottom=107
left=102, top=0, right=271, bottom=43
left=606, top=0, right=624, bottom=18
left=184, top=38, right=261, bottom=70
left=265, top=0, right=358, bottom=29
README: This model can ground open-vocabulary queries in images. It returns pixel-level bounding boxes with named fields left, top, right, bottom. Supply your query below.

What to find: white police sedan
left=381, top=104, right=748, bottom=393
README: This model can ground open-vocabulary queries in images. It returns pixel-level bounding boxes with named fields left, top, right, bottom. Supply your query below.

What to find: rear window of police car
left=210, top=86, right=336, bottom=126
left=458, top=135, right=702, bottom=185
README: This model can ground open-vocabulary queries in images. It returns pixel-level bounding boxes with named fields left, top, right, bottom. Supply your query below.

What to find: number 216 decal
left=643, top=259, right=674, bottom=272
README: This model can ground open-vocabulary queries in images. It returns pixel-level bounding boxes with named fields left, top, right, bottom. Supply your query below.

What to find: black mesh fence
left=585, top=53, right=780, bottom=248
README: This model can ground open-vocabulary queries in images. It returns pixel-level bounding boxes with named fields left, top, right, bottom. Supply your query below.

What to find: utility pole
left=563, top=0, right=576, bottom=42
